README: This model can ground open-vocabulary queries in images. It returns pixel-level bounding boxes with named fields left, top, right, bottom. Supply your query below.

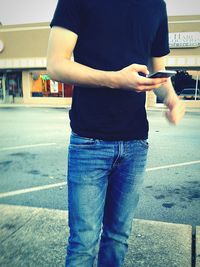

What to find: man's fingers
left=133, top=76, right=168, bottom=92
left=139, top=76, right=168, bottom=86
left=119, top=64, right=169, bottom=92
left=131, top=64, right=149, bottom=75
left=136, top=83, right=166, bottom=91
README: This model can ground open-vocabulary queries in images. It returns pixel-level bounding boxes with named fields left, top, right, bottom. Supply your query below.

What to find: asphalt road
left=0, top=106, right=200, bottom=230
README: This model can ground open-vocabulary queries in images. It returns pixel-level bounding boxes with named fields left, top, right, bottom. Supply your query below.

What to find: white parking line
left=0, top=160, right=199, bottom=199
left=0, top=182, right=66, bottom=198
left=146, top=160, right=200, bottom=172
left=0, top=143, right=57, bottom=152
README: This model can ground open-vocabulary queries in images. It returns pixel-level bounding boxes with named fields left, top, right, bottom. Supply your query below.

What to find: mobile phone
left=148, top=70, right=176, bottom=78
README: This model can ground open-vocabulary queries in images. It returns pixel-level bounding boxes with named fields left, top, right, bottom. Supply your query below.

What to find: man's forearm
left=151, top=56, right=178, bottom=102
left=47, top=56, right=168, bottom=92
left=47, top=58, right=116, bottom=88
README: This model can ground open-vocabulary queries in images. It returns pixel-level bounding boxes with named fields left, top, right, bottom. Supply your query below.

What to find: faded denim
left=65, top=132, right=148, bottom=267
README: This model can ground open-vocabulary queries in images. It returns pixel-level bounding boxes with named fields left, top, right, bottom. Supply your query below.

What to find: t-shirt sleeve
left=50, top=0, right=81, bottom=35
left=151, top=2, right=170, bottom=57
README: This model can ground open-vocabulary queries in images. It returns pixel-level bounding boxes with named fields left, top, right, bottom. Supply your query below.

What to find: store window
left=6, top=72, right=23, bottom=98
left=30, top=71, right=73, bottom=98
left=64, top=83, right=74, bottom=98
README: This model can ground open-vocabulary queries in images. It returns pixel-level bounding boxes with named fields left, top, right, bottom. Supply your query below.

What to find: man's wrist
left=164, top=92, right=180, bottom=109
left=102, top=71, right=119, bottom=89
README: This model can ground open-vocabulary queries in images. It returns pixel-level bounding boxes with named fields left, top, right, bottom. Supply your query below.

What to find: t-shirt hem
left=71, top=128, right=148, bottom=141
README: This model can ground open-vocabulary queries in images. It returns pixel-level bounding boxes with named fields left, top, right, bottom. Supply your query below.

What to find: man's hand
left=164, top=94, right=185, bottom=125
left=115, top=64, right=168, bottom=92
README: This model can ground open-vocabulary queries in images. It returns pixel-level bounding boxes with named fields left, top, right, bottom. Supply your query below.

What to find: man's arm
left=151, top=56, right=185, bottom=124
left=47, top=27, right=168, bottom=92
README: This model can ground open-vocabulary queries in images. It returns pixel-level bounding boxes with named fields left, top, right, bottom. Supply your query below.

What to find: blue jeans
left=66, top=132, right=148, bottom=267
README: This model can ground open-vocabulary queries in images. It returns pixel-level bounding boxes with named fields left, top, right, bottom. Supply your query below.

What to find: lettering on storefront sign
left=169, top=32, right=200, bottom=48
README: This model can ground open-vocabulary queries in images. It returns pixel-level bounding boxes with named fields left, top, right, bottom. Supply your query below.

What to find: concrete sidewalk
left=0, top=204, right=198, bottom=267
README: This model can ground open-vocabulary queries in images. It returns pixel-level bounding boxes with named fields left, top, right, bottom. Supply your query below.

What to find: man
left=47, top=0, right=185, bottom=266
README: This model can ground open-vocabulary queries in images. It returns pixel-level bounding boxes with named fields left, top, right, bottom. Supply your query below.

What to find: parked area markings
left=0, top=143, right=57, bottom=152
left=0, top=160, right=199, bottom=199
left=0, top=182, right=66, bottom=198
left=146, top=160, right=200, bottom=171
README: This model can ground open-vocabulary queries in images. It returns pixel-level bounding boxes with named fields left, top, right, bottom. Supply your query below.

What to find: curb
left=0, top=204, right=198, bottom=267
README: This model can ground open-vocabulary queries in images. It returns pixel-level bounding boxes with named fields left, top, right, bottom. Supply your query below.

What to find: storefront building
left=0, top=16, right=200, bottom=107
left=0, top=22, right=73, bottom=106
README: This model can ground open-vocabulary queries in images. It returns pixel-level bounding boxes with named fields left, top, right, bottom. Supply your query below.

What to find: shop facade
left=0, top=22, right=73, bottom=106
left=0, top=17, right=200, bottom=107
left=0, top=68, right=73, bottom=106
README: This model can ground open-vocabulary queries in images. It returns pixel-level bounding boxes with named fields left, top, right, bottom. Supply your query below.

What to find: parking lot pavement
left=0, top=204, right=195, bottom=267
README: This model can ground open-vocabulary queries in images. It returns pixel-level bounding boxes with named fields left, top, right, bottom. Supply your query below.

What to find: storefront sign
left=169, top=32, right=200, bottom=48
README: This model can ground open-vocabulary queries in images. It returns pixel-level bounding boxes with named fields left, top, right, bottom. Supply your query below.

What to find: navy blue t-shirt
left=50, top=0, right=170, bottom=140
